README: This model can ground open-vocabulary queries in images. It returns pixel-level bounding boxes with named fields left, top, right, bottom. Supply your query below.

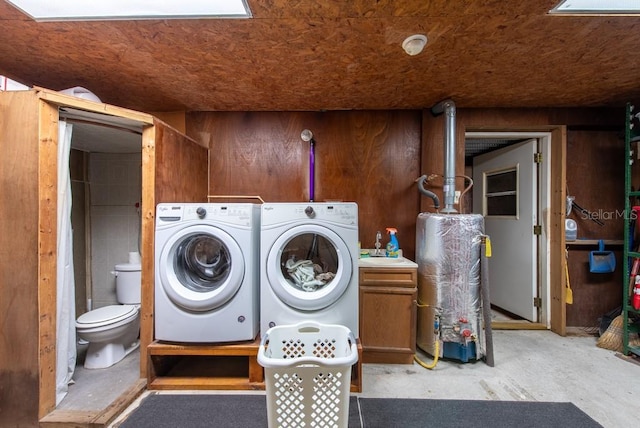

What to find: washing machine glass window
left=158, top=225, right=245, bottom=312
left=266, top=224, right=352, bottom=311
left=176, top=233, right=231, bottom=291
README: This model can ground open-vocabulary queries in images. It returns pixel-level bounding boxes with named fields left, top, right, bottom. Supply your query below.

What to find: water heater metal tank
left=415, top=213, right=485, bottom=363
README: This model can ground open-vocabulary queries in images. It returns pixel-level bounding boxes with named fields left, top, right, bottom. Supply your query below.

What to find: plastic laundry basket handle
left=258, top=321, right=358, bottom=368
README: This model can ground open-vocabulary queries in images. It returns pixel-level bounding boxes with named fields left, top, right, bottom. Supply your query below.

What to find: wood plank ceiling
left=1, top=0, right=639, bottom=113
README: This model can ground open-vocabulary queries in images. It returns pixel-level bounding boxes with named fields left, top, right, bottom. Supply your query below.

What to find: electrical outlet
left=454, top=190, right=461, bottom=204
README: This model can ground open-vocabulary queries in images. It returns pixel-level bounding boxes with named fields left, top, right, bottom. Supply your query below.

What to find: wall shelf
left=566, top=239, right=624, bottom=247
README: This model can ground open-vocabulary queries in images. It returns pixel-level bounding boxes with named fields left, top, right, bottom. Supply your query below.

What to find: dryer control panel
left=156, top=203, right=257, bottom=227
left=262, top=202, right=358, bottom=226
left=157, top=204, right=184, bottom=223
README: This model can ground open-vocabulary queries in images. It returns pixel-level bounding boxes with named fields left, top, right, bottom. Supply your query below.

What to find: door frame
left=467, top=131, right=552, bottom=329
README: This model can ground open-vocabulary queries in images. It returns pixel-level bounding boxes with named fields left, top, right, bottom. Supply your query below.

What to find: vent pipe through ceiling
left=431, top=99, right=458, bottom=214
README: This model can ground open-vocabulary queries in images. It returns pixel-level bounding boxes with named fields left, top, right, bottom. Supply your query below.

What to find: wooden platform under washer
left=147, top=338, right=362, bottom=392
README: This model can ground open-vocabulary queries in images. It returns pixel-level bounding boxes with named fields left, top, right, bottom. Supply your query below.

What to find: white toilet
left=76, top=260, right=141, bottom=369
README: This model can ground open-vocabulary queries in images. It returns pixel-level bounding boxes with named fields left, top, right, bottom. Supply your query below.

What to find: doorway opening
left=466, top=131, right=552, bottom=329
left=57, top=108, right=144, bottom=413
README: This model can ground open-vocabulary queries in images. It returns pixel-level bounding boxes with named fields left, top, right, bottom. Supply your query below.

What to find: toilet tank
left=114, top=262, right=142, bottom=304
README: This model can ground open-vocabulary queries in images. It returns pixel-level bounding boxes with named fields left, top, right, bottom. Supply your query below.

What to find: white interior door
left=473, top=139, right=538, bottom=322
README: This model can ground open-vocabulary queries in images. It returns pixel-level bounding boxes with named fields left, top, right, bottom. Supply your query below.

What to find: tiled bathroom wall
left=89, top=153, right=142, bottom=309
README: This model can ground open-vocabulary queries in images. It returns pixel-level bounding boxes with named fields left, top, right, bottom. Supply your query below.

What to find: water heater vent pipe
left=431, top=99, right=458, bottom=214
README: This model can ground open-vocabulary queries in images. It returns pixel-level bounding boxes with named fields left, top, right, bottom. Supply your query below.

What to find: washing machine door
left=266, top=224, right=353, bottom=311
left=158, top=225, right=244, bottom=312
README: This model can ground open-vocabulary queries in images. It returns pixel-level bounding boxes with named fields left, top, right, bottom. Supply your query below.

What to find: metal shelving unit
left=623, top=102, right=640, bottom=357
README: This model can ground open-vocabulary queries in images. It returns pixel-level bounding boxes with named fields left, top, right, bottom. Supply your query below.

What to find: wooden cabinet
left=359, top=266, right=417, bottom=364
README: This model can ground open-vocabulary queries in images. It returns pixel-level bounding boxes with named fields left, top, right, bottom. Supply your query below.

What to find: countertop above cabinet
left=358, top=252, right=419, bottom=269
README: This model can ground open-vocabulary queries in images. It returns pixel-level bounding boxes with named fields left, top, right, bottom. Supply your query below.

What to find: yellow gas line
left=414, top=299, right=440, bottom=370
left=414, top=339, right=440, bottom=370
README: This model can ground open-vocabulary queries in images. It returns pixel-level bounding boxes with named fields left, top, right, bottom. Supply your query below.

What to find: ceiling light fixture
left=402, top=34, right=428, bottom=56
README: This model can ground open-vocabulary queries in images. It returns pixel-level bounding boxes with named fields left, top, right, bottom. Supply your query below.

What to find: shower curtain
left=56, top=121, right=76, bottom=405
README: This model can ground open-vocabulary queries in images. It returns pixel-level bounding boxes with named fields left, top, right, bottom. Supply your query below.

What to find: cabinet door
left=359, top=285, right=416, bottom=363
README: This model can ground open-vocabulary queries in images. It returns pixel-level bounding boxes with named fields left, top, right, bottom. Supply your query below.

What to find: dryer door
left=266, top=224, right=353, bottom=311
left=158, top=225, right=244, bottom=312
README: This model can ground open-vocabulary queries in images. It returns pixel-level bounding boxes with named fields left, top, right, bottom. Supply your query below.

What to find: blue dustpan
left=589, top=240, right=616, bottom=273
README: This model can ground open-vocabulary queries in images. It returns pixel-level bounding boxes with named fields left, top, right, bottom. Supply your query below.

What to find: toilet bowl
left=76, top=304, right=140, bottom=369
left=76, top=260, right=141, bottom=369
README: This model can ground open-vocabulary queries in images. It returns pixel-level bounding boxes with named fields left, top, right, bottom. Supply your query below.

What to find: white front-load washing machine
left=155, top=203, right=260, bottom=343
left=260, top=202, right=359, bottom=337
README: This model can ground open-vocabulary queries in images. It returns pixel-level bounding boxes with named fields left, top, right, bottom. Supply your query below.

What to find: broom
left=596, top=315, right=640, bottom=352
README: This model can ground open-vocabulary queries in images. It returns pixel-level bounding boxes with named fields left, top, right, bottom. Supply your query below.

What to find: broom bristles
left=596, top=314, right=640, bottom=352
left=597, top=315, right=624, bottom=351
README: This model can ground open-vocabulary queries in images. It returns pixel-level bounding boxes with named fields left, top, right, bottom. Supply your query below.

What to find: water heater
left=415, top=213, right=485, bottom=362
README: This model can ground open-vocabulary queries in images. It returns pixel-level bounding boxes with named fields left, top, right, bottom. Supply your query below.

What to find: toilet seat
left=76, top=305, right=138, bottom=329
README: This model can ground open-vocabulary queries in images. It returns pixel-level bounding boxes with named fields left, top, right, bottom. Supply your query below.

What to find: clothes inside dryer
left=176, top=233, right=231, bottom=291
left=281, top=233, right=338, bottom=292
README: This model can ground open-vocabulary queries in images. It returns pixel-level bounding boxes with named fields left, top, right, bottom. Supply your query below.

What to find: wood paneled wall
left=187, top=111, right=422, bottom=260
left=565, top=130, right=625, bottom=328
left=152, top=118, right=209, bottom=204
left=0, top=91, right=41, bottom=427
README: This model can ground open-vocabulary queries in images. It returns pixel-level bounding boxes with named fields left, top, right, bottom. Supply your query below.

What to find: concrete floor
left=108, top=330, right=639, bottom=428
left=58, top=308, right=519, bottom=413
left=56, top=343, right=140, bottom=412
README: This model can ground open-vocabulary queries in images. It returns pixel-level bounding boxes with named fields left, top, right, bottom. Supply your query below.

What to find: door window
left=485, top=168, right=518, bottom=217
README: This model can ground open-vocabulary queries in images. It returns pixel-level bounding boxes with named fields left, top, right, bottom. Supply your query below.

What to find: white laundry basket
left=257, top=321, right=358, bottom=428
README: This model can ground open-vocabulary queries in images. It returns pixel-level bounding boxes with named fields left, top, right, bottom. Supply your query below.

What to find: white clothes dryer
left=260, top=202, right=359, bottom=337
left=155, top=203, right=260, bottom=343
